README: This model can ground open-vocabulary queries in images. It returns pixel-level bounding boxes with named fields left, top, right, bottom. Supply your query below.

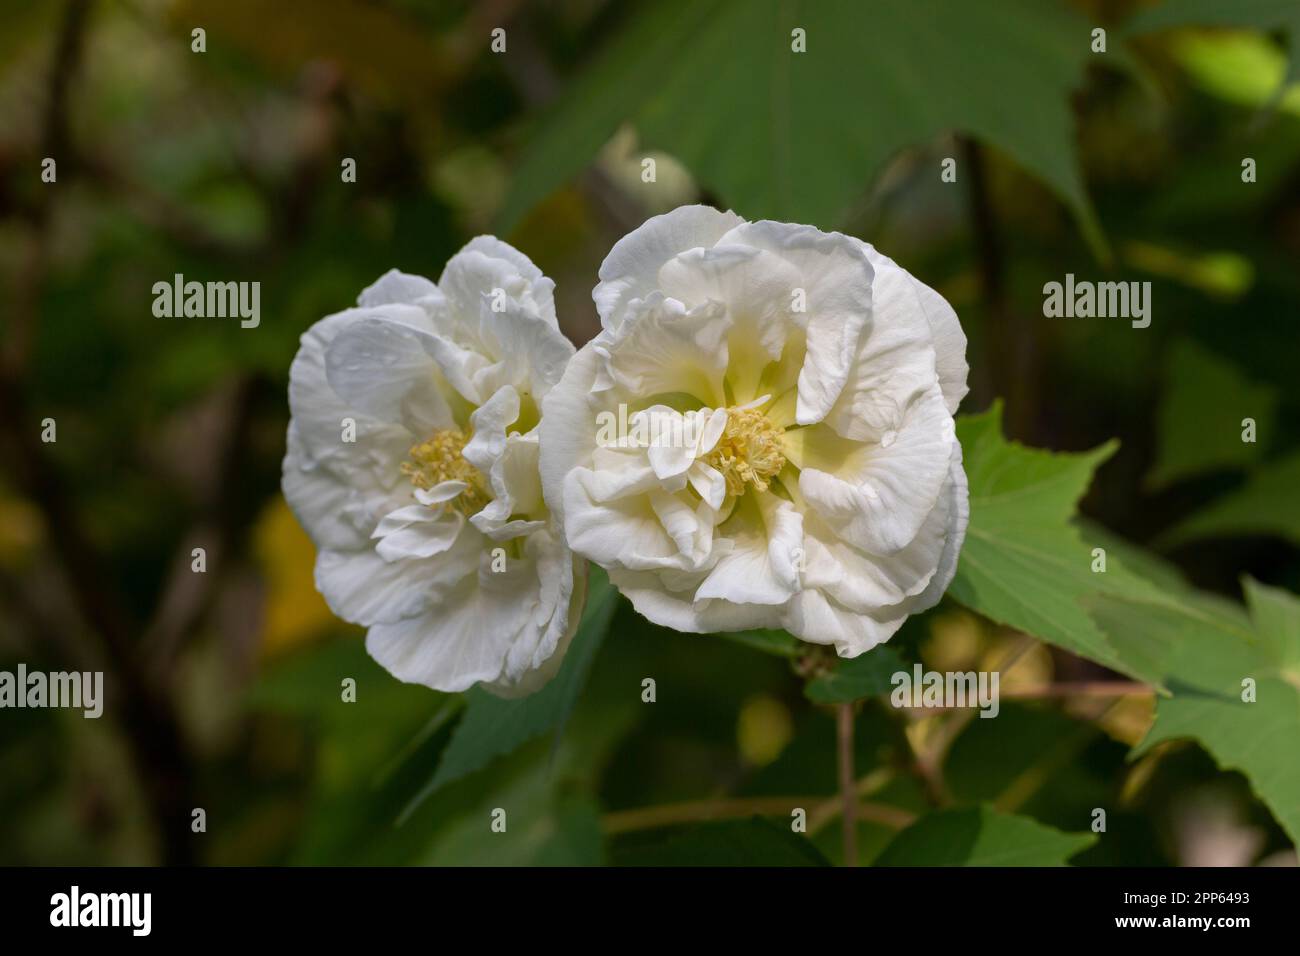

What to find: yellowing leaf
left=252, top=496, right=334, bottom=657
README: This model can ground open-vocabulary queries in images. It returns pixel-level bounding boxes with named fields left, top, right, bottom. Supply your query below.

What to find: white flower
left=539, top=206, right=969, bottom=657
left=282, top=237, right=583, bottom=695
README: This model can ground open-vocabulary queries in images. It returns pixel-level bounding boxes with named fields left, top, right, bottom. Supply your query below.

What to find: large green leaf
left=1246, top=578, right=1300, bottom=678
left=399, top=568, right=618, bottom=818
left=1092, top=580, right=1300, bottom=844
left=874, top=806, right=1095, bottom=866
left=1147, top=339, right=1277, bottom=488
left=498, top=0, right=1102, bottom=252
left=948, top=404, right=1166, bottom=685
left=1162, top=452, right=1300, bottom=548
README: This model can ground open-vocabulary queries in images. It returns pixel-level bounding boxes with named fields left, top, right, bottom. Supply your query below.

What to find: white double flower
left=281, top=238, right=583, bottom=695
left=539, top=206, right=969, bottom=657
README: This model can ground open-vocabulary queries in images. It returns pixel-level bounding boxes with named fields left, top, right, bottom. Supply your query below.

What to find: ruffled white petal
left=324, top=312, right=455, bottom=436
left=594, top=294, right=730, bottom=405
left=364, top=531, right=581, bottom=695
left=780, top=588, right=908, bottom=657
left=563, top=467, right=720, bottom=574
left=371, top=503, right=464, bottom=562
left=282, top=423, right=378, bottom=552
left=888, top=442, right=970, bottom=617
left=539, top=344, right=605, bottom=527
left=695, top=493, right=803, bottom=605
left=799, top=384, right=955, bottom=555
left=358, top=269, right=440, bottom=309
left=821, top=251, right=939, bottom=442
left=855, top=241, right=969, bottom=415
left=716, top=220, right=873, bottom=423
left=284, top=311, right=419, bottom=551
left=314, top=522, right=480, bottom=627
left=594, top=204, right=745, bottom=329
left=608, top=567, right=775, bottom=634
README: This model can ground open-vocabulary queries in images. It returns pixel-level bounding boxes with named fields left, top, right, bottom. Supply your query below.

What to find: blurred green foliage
left=1, top=0, right=1298, bottom=867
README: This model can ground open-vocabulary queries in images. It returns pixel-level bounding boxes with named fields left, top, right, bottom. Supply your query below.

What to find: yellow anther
left=705, top=405, right=786, bottom=497
left=400, top=427, right=490, bottom=514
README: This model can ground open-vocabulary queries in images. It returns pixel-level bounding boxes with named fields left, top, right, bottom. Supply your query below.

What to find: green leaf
left=247, top=637, right=454, bottom=865
left=1165, top=30, right=1300, bottom=118
left=399, top=568, right=618, bottom=819
left=1091, top=585, right=1300, bottom=844
left=1161, top=452, right=1300, bottom=548
left=804, top=645, right=907, bottom=704
left=1245, top=577, right=1300, bottom=677
left=948, top=403, right=1166, bottom=685
left=422, top=775, right=605, bottom=866
left=1125, top=0, right=1300, bottom=92
left=498, top=0, right=1103, bottom=254
left=612, top=818, right=830, bottom=866
left=1148, top=339, right=1277, bottom=488
left=407, top=624, right=646, bottom=866
left=874, top=806, right=1095, bottom=866
left=1077, top=518, right=1190, bottom=593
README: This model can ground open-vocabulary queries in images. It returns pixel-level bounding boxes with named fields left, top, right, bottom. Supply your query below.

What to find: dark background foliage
left=0, top=0, right=1296, bottom=866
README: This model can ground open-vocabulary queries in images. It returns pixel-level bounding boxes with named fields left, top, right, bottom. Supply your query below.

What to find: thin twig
left=601, top=795, right=913, bottom=836
left=808, top=765, right=897, bottom=834
left=890, top=680, right=1153, bottom=712
left=144, top=375, right=260, bottom=677
left=1003, top=680, right=1152, bottom=700
left=5, top=0, right=91, bottom=373
left=837, top=702, right=858, bottom=866
left=0, top=0, right=198, bottom=865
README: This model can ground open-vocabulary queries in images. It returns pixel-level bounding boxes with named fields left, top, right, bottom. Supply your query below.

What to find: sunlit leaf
left=1167, top=31, right=1300, bottom=117
left=1126, top=0, right=1300, bottom=94
left=948, top=404, right=1166, bottom=685
left=1094, top=583, right=1300, bottom=843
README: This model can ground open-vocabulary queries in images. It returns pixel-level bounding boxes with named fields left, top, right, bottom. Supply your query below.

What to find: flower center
left=705, top=405, right=786, bottom=497
left=400, top=427, right=490, bottom=514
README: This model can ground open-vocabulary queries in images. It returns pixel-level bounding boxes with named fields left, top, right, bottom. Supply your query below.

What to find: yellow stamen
left=400, top=427, right=490, bottom=514
left=705, top=405, right=786, bottom=497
